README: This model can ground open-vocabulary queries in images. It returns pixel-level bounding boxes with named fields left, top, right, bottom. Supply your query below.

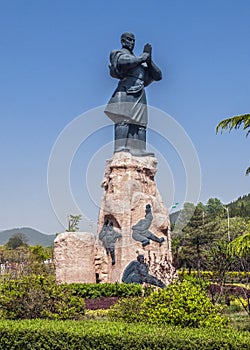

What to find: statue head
left=145, top=204, right=151, bottom=214
left=137, top=254, right=144, bottom=263
left=121, top=32, right=135, bottom=52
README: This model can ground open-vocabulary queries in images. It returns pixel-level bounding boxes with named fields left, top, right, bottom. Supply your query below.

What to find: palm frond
left=216, top=114, right=250, bottom=176
left=216, top=114, right=250, bottom=136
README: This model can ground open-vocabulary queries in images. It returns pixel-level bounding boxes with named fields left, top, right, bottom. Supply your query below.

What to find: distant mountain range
left=0, top=227, right=56, bottom=247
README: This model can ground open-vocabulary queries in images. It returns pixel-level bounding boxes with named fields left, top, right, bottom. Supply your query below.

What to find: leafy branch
left=216, top=114, right=250, bottom=175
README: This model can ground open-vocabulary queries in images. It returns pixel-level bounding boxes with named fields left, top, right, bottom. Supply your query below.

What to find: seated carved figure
left=99, top=220, right=121, bottom=265
left=132, top=204, right=165, bottom=247
left=122, top=254, right=165, bottom=288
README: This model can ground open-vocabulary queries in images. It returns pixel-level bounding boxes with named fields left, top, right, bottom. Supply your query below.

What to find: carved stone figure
left=122, top=254, right=165, bottom=288
left=99, top=220, right=122, bottom=265
left=132, top=204, right=165, bottom=247
left=105, top=32, right=162, bottom=156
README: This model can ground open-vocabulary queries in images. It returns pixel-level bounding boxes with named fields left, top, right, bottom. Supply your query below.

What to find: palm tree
left=216, top=114, right=250, bottom=175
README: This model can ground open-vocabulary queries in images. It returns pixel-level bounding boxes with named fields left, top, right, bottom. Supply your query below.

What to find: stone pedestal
left=95, top=152, right=176, bottom=285
left=54, top=232, right=96, bottom=283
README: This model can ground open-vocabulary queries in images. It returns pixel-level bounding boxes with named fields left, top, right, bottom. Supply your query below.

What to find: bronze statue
left=105, top=32, right=162, bottom=156
left=99, top=220, right=122, bottom=265
left=122, top=254, right=165, bottom=288
left=132, top=204, right=165, bottom=247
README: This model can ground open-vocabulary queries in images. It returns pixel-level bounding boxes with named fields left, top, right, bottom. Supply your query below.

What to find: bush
left=69, top=282, right=143, bottom=298
left=0, top=320, right=249, bottom=350
left=0, top=274, right=85, bottom=320
left=84, top=309, right=109, bottom=320
left=140, top=280, right=229, bottom=328
left=108, top=297, right=144, bottom=322
left=180, top=274, right=209, bottom=291
left=108, top=280, right=229, bottom=328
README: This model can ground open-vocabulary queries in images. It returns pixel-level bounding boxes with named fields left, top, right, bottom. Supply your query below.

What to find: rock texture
left=54, top=232, right=96, bottom=283
left=95, top=152, right=176, bottom=285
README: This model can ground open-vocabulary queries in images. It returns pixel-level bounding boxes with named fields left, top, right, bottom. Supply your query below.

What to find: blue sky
left=0, top=0, right=249, bottom=234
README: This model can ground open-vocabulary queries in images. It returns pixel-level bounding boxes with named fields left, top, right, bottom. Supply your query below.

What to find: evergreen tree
left=176, top=203, right=219, bottom=276
left=205, top=198, right=224, bottom=218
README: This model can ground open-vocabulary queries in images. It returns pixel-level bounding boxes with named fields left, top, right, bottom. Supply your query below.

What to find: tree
left=66, top=214, right=82, bottom=232
left=174, top=203, right=219, bottom=276
left=6, top=233, right=28, bottom=250
left=227, top=225, right=250, bottom=315
left=205, top=198, right=224, bottom=218
left=216, top=114, right=250, bottom=175
left=171, top=202, right=196, bottom=272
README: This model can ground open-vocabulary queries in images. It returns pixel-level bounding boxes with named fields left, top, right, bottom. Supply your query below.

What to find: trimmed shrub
left=0, top=320, right=249, bottom=350
left=140, top=280, right=229, bottom=328
left=84, top=309, right=109, bottom=320
left=178, top=270, right=250, bottom=284
left=69, top=282, right=143, bottom=298
left=0, top=274, right=85, bottom=320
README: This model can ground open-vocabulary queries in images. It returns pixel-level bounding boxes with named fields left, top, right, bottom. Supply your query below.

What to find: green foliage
left=69, top=282, right=143, bottom=298
left=228, top=232, right=250, bottom=257
left=174, top=202, right=220, bottom=275
left=206, top=198, right=224, bottom=218
left=0, top=245, right=54, bottom=278
left=0, top=274, right=85, bottom=320
left=226, top=312, right=250, bottom=332
left=216, top=114, right=250, bottom=136
left=66, top=214, right=82, bottom=232
left=5, top=233, right=28, bottom=250
left=178, top=270, right=250, bottom=284
left=227, top=298, right=247, bottom=313
left=227, top=194, right=250, bottom=218
left=108, top=297, right=144, bottom=323
left=140, top=280, right=229, bottom=328
left=172, top=199, right=250, bottom=274
left=29, top=245, right=52, bottom=262
left=108, top=281, right=228, bottom=328
left=172, top=202, right=196, bottom=231
left=217, top=216, right=247, bottom=242
left=180, top=274, right=209, bottom=291
left=0, top=320, right=249, bottom=350
left=216, top=114, right=250, bottom=175
left=84, top=309, right=109, bottom=320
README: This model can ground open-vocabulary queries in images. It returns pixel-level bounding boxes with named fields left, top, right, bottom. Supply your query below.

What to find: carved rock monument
left=95, top=152, right=176, bottom=285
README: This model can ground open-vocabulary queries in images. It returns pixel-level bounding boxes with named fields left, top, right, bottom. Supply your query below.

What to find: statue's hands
left=143, top=43, right=152, bottom=64
left=139, top=52, right=150, bottom=63
left=143, top=43, right=152, bottom=55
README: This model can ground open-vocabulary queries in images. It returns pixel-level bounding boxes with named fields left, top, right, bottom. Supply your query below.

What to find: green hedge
left=0, top=320, right=249, bottom=349
left=178, top=270, right=250, bottom=284
left=69, top=282, right=144, bottom=298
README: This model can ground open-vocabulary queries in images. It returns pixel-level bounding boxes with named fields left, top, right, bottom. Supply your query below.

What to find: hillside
left=227, top=193, right=250, bottom=218
left=0, top=227, right=55, bottom=247
left=170, top=193, right=250, bottom=226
